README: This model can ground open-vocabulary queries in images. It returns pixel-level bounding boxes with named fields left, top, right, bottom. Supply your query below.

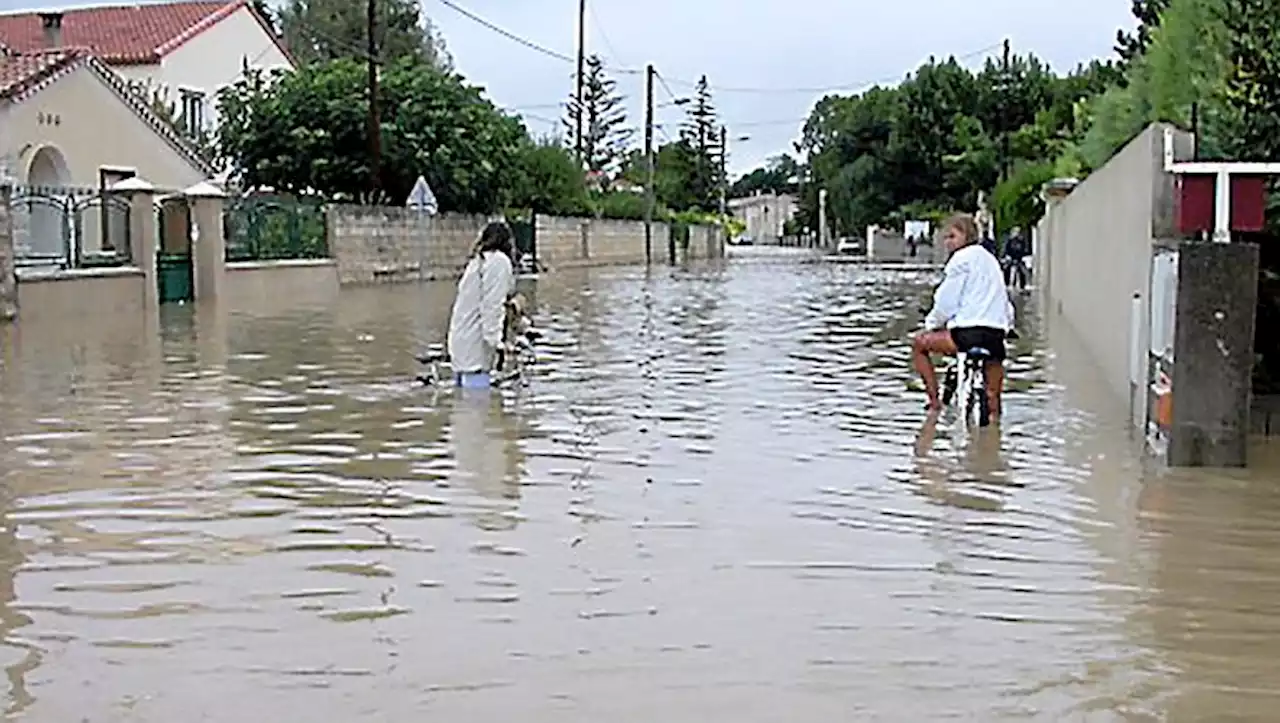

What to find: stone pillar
left=1167, top=241, right=1260, bottom=467
left=113, top=177, right=158, bottom=313
left=186, top=181, right=226, bottom=303
left=0, top=183, right=15, bottom=322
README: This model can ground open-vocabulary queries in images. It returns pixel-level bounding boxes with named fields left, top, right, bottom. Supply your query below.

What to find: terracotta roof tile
left=0, top=1, right=233, bottom=65
left=0, top=47, right=83, bottom=99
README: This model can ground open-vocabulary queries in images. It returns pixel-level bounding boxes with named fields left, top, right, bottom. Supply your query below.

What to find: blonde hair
left=943, top=213, right=979, bottom=245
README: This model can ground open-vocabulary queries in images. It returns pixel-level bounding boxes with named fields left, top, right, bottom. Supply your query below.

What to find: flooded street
left=4, top=247, right=1280, bottom=721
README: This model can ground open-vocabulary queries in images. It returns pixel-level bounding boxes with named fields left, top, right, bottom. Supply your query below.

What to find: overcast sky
left=2, top=0, right=1136, bottom=176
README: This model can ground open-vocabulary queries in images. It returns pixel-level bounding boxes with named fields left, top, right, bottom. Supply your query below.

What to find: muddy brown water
left=2, top=247, right=1280, bottom=721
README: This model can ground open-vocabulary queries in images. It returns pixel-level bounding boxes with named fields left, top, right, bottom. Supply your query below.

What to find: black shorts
left=951, top=326, right=1007, bottom=362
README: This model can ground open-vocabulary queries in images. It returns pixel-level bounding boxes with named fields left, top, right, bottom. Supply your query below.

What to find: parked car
left=732, top=234, right=755, bottom=246
left=836, top=236, right=865, bottom=255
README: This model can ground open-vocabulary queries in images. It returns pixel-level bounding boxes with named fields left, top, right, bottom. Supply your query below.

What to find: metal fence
left=10, top=184, right=132, bottom=270
left=223, top=193, right=328, bottom=262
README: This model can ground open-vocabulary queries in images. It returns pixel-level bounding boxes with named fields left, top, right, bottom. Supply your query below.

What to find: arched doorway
left=19, top=145, right=71, bottom=260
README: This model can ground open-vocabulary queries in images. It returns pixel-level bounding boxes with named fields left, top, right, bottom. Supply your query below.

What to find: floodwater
left=2, top=247, right=1280, bottom=721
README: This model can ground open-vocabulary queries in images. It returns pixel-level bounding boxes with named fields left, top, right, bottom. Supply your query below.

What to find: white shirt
left=447, top=251, right=515, bottom=373
left=924, top=244, right=1014, bottom=332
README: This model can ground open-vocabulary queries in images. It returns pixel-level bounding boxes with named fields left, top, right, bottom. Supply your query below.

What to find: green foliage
left=730, top=154, right=800, bottom=197
left=1216, top=0, right=1280, bottom=161
left=563, top=55, right=634, bottom=180
left=679, top=76, right=723, bottom=211
left=224, top=194, right=328, bottom=261
left=511, top=138, right=589, bottom=216
left=216, top=59, right=526, bottom=212
left=588, top=190, right=647, bottom=220
left=1116, top=0, right=1172, bottom=65
left=278, top=0, right=450, bottom=69
left=991, top=162, right=1057, bottom=235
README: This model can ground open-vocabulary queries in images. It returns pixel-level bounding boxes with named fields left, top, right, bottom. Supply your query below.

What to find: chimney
left=38, top=12, right=63, bottom=48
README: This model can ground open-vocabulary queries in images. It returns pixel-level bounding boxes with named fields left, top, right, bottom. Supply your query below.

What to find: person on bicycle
left=1002, top=228, right=1031, bottom=288
left=447, top=221, right=517, bottom=389
left=911, top=212, right=1015, bottom=418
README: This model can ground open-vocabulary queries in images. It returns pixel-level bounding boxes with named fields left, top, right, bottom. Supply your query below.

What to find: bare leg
left=912, top=330, right=958, bottom=410
left=983, top=361, right=1005, bottom=420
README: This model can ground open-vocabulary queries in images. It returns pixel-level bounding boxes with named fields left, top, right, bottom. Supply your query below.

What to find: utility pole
left=644, top=64, right=655, bottom=264
left=366, top=0, right=380, bottom=195
left=999, top=37, right=1011, bottom=182
left=719, top=125, right=728, bottom=216
left=574, top=0, right=586, bottom=164
left=818, top=188, right=828, bottom=248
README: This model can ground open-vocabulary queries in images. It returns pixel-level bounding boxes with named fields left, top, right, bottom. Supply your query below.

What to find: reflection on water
left=1, top=247, right=1280, bottom=719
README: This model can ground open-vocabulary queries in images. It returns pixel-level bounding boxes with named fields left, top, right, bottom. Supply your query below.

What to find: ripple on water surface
left=1, top=249, right=1279, bottom=720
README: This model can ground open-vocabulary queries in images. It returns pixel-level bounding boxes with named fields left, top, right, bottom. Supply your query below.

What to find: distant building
left=727, top=192, right=796, bottom=244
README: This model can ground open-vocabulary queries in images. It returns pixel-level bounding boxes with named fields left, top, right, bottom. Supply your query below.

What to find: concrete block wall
left=329, top=206, right=704, bottom=283
left=0, top=185, right=15, bottom=321
left=688, top=224, right=725, bottom=260
left=868, top=227, right=945, bottom=263
left=536, top=215, right=591, bottom=267
left=327, top=206, right=490, bottom=285
left=535, top=215, right=676, bottom=268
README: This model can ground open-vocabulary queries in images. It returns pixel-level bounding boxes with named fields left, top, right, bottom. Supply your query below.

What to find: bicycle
left=1002, top=255, right=1029, bottom=291
left=940, top=345, right=994, bottom=428
left=416, top=303, right=542, bottom=388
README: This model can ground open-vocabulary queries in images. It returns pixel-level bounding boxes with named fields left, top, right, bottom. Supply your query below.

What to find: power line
left=435, top=0, right=1000, bottom=96
left=654, top=70, right=681, bottom=104
left=586, top=1, right=626, bottom=70
left=437, top=0, right=576, bottom=63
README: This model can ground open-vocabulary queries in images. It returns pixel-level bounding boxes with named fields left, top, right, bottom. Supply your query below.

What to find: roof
left=0, top=46, right=79, bottom=98
left=0, top=0, right=290, bottom=66
left=0, top=47, right=215, bottom=177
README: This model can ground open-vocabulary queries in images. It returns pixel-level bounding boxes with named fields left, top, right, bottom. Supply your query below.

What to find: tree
left=1217, top=0, right=1280, bottom=161
left=250, top=0, right=276, bottom=35
left=679, top=75, right=721, bottom=211
left=1116, top=0, right=1172, bottom=64
left=731, top=154, right=801, bottom=197
left=278, top=0, right=450, bottom=69
left=510, top=138, right=589, bottom=216
left=562, top=54, right=634, bottom=182
left=216, top=59, right=526, bottom=212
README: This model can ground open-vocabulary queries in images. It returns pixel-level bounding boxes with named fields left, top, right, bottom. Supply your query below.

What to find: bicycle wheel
left=975, top=375, right=991, bottom=427
left=942, top=364, right=957, bottom=406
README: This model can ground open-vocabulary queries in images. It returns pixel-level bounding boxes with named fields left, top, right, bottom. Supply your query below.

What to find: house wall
left=2, top=64, right=206, bottom=190
left=730, top=194, right=795, bottom=243
left=1035, top=122, right=1194, bottom=426
left=159, top=4, right=293, bottom=131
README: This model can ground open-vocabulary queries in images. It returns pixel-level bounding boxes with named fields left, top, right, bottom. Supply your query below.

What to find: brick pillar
left=114, top=177, right=158, bottom=313
left=0, top=183, right=15, bottom=322
left=1167, top=241, right=1260, bottom=467
left=186, top=181, right=226, bottom=303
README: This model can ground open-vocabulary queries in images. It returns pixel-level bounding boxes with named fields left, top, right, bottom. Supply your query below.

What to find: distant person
left=447, top=221, right=517, bottom=389
left=1002, top=228, right=1031, bottom=288
left=912, top=213, right=1015, bottom=418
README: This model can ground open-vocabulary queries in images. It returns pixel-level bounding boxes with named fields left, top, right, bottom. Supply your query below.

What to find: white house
left=0, top=0, right=294, bottom=137
left=728, top=192, right=797, bottom=244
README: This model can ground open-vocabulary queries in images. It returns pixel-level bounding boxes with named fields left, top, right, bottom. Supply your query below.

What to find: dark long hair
left=472, top=221, right=514, bottom=260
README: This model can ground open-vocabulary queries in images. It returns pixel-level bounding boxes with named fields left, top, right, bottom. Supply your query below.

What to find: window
left=179, top=89, right=205, bottom=135
left=97, top=166, right=136, bottom=254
